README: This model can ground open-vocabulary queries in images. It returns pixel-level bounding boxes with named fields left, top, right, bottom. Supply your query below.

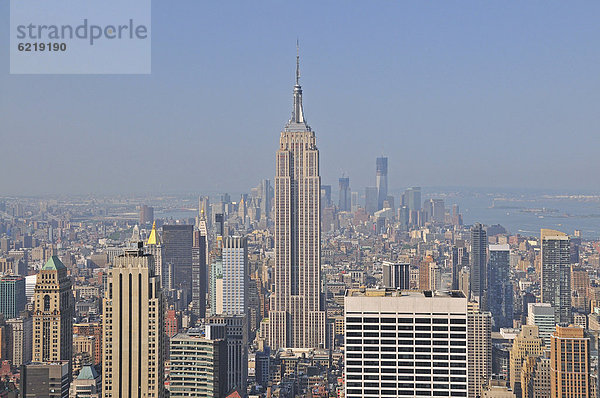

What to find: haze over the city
left=1, top=1, right=599, bottom=195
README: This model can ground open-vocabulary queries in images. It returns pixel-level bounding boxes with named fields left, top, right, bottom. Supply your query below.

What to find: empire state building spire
left=296, top=39, right=300, bottom=86
left=286, top=41, right=310, bottom=132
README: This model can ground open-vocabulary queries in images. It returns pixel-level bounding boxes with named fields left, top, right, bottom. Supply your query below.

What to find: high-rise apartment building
left=338, top=177, right=351, bottom=212
left=192, top=225, right=208, bottom=319
left=222, top=236, right=247, bottom=316
left=165, top=309, right=180, bottom=338
left=418, top=255, right=434, bottom=291
left=381, top=262, right=410, bottom=289
left=433, top=199, right=445, bottom=223
left=209, top=236, right=224, bottom=316
left=452, top=244, right=469, bottom=291
left=162, top=224, right=193, bottom=301
left=470, top=223, right=488, bottom=310
left=527, top=303, right=555, bottom=347
left=521, top=354, right=550, bottom=398
left=376, top=156, right=388, bottom=211
left=321, top=184, right=332, bottom=210
left=509, top=325, right=544, bottom=393
left=0, top=275, right=26, bottom=319
left=404, top=187, right=421, bottom=212
left=468, top=307, right=492, bottom=398
left=140, top=204, right=154, bottom=225
left=424, top=199, right=445, bottom=223
left=488, top=244, right=513, bottom=330
left=169, top=333, right=228, bottom=398
left=540, top=229, right=571, bottom=323
left=268, top=50, right=326, bottom=349
left=214, top=213, right=225, bottom=237
left=6, top=312, right=32, bottom=367
left=259, top=179, right=271, bottom=221
left=452, top=246, right=461, bottom=291
left=550, top=325, right=589, bottom=398
left=206, top=315, right=248, bottom=393
left=571, top=267, right=590, bottom=312
left=102, top=244, right=166, bottom=398
left=521, top=292, right=537, bottom=325
left=32, top=256, right=73, bottom=375
left=428, top=264, right=442, bottom=291
left=364, top=187, right=378, bottom=215
left=344, top=289, right=468, bottom=398
left=351, top=191, right=359, bottom=212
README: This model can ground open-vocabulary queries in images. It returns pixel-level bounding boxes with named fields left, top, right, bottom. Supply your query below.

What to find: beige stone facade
left=102, top=247, right=165, bottom=398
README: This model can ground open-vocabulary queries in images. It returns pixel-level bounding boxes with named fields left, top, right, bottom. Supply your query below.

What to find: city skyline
left=2, top=3, right=600, bottom=397
left=1, top=2, right=600, bottom=194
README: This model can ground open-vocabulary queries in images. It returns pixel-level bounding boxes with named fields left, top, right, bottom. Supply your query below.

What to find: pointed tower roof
left=76, top=365, right=99, bottom=380
left=147, top=221, right=160, bottom=245
left=42, top=255, right=66, bottom=271
left=285, top=41, right=311, bottom=133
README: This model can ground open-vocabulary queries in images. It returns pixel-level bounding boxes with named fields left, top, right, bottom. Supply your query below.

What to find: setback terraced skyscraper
left=268, top=48, right=326, bottom=349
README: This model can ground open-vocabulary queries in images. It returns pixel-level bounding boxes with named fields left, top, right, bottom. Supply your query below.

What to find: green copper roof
left=42, top=255, right=66, bottom=271
left=77, top=365, right=98, bottom=380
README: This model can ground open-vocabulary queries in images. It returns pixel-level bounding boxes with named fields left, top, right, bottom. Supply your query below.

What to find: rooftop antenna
left=296, top=38, right=300, bottom=86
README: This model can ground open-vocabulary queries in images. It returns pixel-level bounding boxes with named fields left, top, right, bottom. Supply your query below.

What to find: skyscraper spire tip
left=286, top=39, right=309, bottom=130
left=296, top=39, right=300, bottom=86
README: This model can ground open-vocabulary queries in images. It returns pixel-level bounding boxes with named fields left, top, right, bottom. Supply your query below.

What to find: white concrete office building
left=527, top=302, right=555, bottom=347
left=345, top=289, right=468, bottom=397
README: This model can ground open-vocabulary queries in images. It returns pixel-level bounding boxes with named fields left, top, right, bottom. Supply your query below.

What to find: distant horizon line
left=2, top=185, right=600, bottom=199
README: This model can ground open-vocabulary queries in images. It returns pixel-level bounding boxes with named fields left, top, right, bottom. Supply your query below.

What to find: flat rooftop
left=345, top=288, right=465, bottom=298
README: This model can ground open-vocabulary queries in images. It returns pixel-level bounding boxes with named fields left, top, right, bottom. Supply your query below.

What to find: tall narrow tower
left=268, top=47, right=326, bottom=349
left=376, top=156, right=388, bottom=210
left=192, top=209, right=209, bottom=319
left=488, top=244, right=513, bottom=330
left=338, top=177, right=350, bottom=212
left=470, top=223, right=487, bottom=308
left=102, top=243, right=166, bottom=398
left=145, top=221, right=164, bottom=287
left=541, top=229, right=571, bottom=323
left=32, top=256, right=73, bottom=376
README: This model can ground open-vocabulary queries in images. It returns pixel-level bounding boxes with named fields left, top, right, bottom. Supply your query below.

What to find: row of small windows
left=347, top=325, right=467, bottom=332
left=347, top=317, right=466, bottom=324
left=347, top=347, right=466, bottom=354
left=347, top=390, right=466, bottom=397
left=347, top=332, right=466, bottom=339
left=346, top=368, right=467, bottom=376
left=348, top=383, right=461, bottom=389
left=347, top=362, right=466, bottom=371
left=347, top=355, right=466, bottom=363
left=347, top=340, right=467, bottom=346
left=347, top=376, right=466, bottom=382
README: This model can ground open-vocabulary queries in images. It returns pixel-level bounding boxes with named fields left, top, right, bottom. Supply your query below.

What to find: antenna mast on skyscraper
left=296, top=38, right=300, bottom=86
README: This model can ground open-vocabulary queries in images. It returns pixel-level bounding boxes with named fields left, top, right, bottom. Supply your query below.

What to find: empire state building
left=268, top=49, right=326, bottom=349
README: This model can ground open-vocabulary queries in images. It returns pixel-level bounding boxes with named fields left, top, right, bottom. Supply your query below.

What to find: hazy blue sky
left=1, top=1, right=599, bottom=195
